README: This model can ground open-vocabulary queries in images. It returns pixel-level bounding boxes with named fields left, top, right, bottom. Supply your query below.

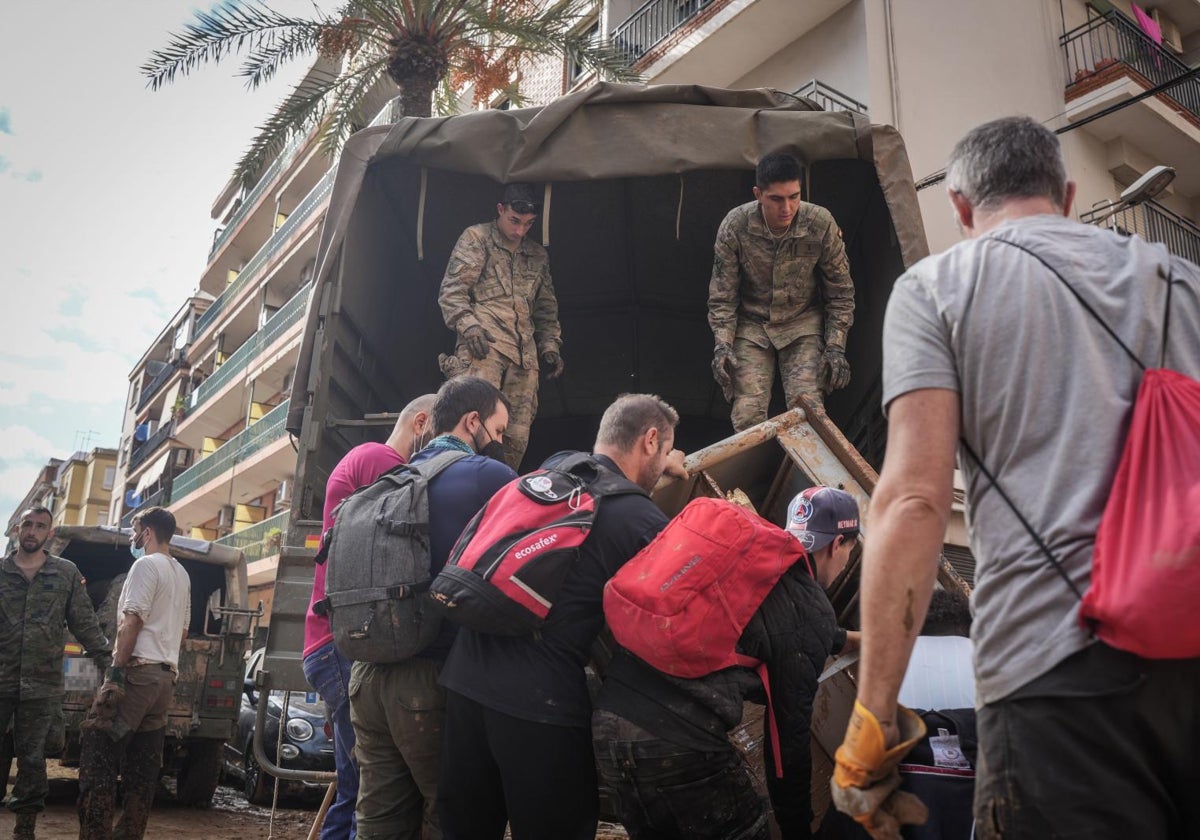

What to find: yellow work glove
left=832, top=700, right=928, bottom=840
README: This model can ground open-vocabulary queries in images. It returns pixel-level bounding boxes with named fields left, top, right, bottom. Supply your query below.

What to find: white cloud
left=0, top=425, right=56, bottom=460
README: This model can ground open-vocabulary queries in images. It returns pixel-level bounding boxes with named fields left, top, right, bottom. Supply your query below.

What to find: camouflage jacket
left=438, top=222, right=562, bottom=370
left=708, top=201, right=855, bottom=350
left=0, top=552, right=109, bottom=700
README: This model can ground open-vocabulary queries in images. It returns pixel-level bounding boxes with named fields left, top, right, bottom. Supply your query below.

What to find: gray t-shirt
left=883, top=214, right=1200, bottom=705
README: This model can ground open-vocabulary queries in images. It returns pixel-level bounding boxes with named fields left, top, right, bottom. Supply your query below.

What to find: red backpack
left=429, top=453, right=645, bottom=635
left=604, top=497, right=811, bottom=777
left=973, top=240, right=1200, bottom=658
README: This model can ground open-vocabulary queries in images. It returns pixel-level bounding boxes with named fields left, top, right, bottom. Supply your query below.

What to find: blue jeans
left=304, top=642, right=358, bottom=840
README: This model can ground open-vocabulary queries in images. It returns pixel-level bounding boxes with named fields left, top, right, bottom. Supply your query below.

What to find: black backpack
left=315, top=450, right=469, bottom=662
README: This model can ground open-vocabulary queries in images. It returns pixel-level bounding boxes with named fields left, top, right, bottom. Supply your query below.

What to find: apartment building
left=7, top=449, right=116, bottom=552
left=510, top=0, right=1198, bottom=258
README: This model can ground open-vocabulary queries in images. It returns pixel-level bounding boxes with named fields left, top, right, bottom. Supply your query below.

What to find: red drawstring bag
left=1082, top=368, right=1200, bottom=658
left=967, top=239, right=1199, bottom=659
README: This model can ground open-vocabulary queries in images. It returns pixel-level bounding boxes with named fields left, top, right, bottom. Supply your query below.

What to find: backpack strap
left=734, top=656, right=784, bottom=780
left=395, top=448, right=472, bottom=482
left=545, top=451, right=648, bottom=499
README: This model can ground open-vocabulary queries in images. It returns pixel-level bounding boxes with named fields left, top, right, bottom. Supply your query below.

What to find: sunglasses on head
left=508, top=200, right=538, bottom=215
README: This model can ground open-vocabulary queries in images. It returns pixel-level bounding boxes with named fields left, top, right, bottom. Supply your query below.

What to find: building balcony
left=119, top=487, right=168, bottom=529
left=129, top=419, right=175, bottom=473
left=1080, top=196, right=1200, bottom=266
left=794, top=79, right=867, bottom=115
left=169, top=401, right=296, bottom=533
left=135, top=359, right=184, bottom=412
left=1062, top=10, right=1200, bottom=195
left=176, top=284, right=310, bottom=449
left=611, top=0, right=849, bottom=86
left=215, top=509, right=289, bottom=586
left=195, top=170, right=332, bottom=342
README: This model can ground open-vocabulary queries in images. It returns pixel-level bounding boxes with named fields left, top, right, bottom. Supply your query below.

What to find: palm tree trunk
left=398, top=76, right=436, bottom=118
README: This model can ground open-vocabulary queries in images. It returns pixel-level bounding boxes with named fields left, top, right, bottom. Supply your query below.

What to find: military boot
left=12, top=812, right=36, bottom=840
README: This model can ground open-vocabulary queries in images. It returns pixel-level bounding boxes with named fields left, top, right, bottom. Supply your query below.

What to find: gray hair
left=946, top=116, right=1068, bottom=211
left=595, top=394, right=679, bottom=452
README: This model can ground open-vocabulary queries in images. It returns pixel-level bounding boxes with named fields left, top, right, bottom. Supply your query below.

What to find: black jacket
left=596, top=563, right=841, bottom=839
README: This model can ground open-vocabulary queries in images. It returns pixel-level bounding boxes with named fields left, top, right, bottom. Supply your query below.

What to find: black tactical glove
left=461, top=325, right=491, bottom=360
left=822, top=345, right=852, bottom=391
left=541, top=351, right=564, bottom=380
left=712, top=343, right=738, bottom=402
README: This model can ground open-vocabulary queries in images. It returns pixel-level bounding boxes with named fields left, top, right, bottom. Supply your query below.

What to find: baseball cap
left=785, top=486, right=860, bottom=553
left=501, top=182, right=539, bottom=214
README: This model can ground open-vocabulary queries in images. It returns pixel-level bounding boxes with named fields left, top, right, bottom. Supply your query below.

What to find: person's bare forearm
left=112, top=613, right=145, bottom=668
left=857, top=389, right=958, bottom=740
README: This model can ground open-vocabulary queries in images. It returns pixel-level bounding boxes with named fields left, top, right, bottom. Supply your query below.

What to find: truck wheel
left=243, top=743, right=275, bottom=806
left=176, top=739, right=223, bottom=806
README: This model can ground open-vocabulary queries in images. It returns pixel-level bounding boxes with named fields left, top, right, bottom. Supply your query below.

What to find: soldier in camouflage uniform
left=438, top=183, right=564, bottom=469
left=709, top=153, right=856, bottom=431
left=0, top=507, right=109, bottom=840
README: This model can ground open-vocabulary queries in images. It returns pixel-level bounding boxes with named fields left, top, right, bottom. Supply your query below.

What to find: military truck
left=253, top=83, right=968, bottom=821
left=50, top=525, right=258, bottom=806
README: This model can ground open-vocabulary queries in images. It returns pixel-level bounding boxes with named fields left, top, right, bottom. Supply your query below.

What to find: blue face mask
left=131, top=532, right=146, bottom=560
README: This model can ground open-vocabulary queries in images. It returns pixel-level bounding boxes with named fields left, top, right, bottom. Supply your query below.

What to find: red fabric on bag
left=1081, top=368, right=1200, bottom=658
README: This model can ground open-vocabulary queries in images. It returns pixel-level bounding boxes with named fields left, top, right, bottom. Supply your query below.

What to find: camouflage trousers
left=730, top=335, right=824, bottom=431
left=443, top=348, right=538, bottom=470
left=0, top=696, right=55, bottom=814
left=349, top=658, right=445, bottom=840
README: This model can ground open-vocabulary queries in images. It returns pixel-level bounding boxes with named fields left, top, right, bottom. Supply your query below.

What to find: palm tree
left=144, top=0, right=638, bottom=186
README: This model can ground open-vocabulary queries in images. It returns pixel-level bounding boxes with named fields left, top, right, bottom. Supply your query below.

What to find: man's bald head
left=387, top=393, right=437, bottom=460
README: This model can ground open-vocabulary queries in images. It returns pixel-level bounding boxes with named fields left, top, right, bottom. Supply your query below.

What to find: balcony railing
left=794, top=80, right=868, bottom=115
left=171, top=401, right=290, bottom=503
left=1062, top=10, right=1200, bottom=122
left=129, top=420, right=175, bottom=473
left=120, top=487, right=168, bottom=529
left=215, top=509, right=290, bottom=565
left=368, top=96, right=402, bottom=128
left=135, top=360, right=181, bottom=412
left=196, top=169, right=332, bottom=339
left=1081, top=198, right=1200, bottom=266
left=190, top=283, right=311, bottom=413
left=613, top=0, right=717, bottom=62
left=209, top=131, right=309, bottom=261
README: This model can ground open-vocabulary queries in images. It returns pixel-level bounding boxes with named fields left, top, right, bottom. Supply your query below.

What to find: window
left=568, top=20, right=600, bottom=89
left=102, top=466, right=116, bottom=490
left=129, top=382, right=140, bottom=409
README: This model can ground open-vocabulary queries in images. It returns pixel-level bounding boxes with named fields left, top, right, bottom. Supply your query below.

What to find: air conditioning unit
left=276, top=479, right=292, bottom=506
left=1151, top=8, right=1184, bottom=53
left=217, top=505, right=236, bottom=529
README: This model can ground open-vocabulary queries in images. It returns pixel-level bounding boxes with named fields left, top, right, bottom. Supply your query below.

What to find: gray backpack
left=316, top=449, right=469, bottom=663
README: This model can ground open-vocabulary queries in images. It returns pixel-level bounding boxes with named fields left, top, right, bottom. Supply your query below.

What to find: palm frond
left=142, top=0, right=326, bottom=90
left=320, top=61, right=391, bottom=155
left=238, top=25, right=328, bottom=88
left=233, top=67, right=346, bottom=186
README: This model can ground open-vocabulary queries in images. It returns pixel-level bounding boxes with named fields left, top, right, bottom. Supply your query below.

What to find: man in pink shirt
left=302, top=394, right=436, bottom=840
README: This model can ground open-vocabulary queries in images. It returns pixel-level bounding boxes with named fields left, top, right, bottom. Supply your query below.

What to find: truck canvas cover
left=286, top=83, right=928, bottom=490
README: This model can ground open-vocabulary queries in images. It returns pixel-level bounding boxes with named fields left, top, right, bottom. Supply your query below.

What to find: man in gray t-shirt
left=830, top=117, right=1200, bottom=840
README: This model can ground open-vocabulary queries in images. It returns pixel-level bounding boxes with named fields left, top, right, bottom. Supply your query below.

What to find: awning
left=135, top=451, right=170, bottom=496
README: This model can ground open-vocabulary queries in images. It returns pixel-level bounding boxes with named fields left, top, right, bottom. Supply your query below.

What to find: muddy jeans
left=304, top=642, right=358, bottom=840
left=974, top=642, right=1200, bottom=839
left=592, top=710, right=768, bottom=840
left=78, top=663, right=174, bottom=840
left=349, top=658, right=444, bottom=840
left=0, top=696, right=55, bottom=814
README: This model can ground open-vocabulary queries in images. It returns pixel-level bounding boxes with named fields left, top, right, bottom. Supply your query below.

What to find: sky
left=0, top=2, right=320, bottom=520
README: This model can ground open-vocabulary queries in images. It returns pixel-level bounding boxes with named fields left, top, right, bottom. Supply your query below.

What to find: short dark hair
left=595, top=393, right=679, bottom=452
left=921, top=587, right=972, bottom=637
left=946, top=116, right=1067, bottom=211
left=20, top=506, right=53, bottom=522
left=501, top=182, right=538, bottom=215
left=432, top=376, right=511, bottom=435
left=133, top=506, right=176, bottom=546
left=756, top=153, right=802, bottom=190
